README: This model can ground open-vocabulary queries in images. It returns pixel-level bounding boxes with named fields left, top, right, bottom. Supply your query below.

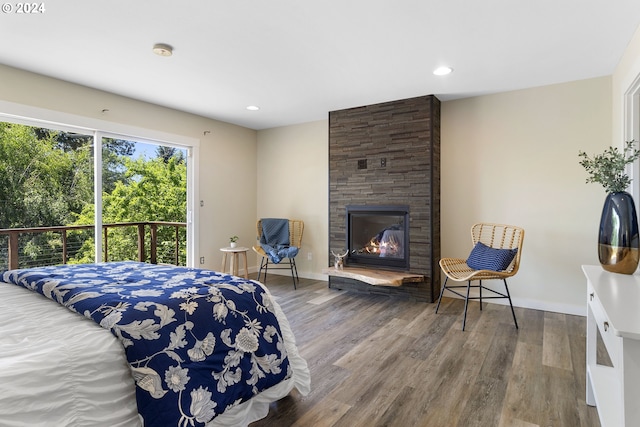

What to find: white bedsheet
left=0, top=279, right=310, bottom=427
left=0, top=282, right=141, bottom=426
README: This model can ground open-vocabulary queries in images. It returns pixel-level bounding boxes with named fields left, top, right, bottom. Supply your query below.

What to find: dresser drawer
left=583, top=265, right=640, bottom=427
left=588, top=283, right=619, bottom=364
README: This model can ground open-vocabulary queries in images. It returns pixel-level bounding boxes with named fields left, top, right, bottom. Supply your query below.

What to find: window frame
left=0, top=101, right=199, bottom=267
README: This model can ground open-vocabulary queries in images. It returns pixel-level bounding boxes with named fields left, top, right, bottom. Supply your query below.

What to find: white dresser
left=583, top=265, right=640, bottom=427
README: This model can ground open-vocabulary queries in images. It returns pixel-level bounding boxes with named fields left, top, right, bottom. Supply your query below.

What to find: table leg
left=231, top=253, right=238, bottom=276
left=241, top=251, right=248, bottom=279
left=221, top=253, right=227, bottom=274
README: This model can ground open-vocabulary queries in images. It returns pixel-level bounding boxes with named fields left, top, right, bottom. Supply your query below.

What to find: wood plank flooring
left=250, top=275, right=601, bottom=427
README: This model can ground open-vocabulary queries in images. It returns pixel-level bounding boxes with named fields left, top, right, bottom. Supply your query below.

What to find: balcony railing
left=0, top=221, right=187, bottom=271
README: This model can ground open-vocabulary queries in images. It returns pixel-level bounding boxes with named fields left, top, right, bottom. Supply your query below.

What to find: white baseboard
left=511, top=296, right=586, bottom=317
left=439, top=290, right=586, bottom=317
left=249, top=266, right=327, bottom=282
left=249, top=267, right=587, bottom=316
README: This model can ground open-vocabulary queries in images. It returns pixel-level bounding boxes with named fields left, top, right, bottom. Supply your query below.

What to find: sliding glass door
left=97, top=138, right=188, bottom=265
left=0, top=120, right=190, bottom=269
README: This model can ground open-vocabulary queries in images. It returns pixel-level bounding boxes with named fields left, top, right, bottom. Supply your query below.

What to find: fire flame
left=362, top=234, right=400, bottom=256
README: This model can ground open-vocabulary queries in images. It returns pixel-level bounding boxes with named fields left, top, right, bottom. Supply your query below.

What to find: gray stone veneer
left=328, top=95, right=441, bottom=302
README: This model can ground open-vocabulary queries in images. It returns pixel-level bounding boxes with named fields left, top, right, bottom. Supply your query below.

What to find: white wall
left=613, top=22, right=640, bottom=205
left=613, top=24, right=640, bottom=144
left=0, top=64, right=258, bottom=271
left=256, top=120, right=328, bottom=279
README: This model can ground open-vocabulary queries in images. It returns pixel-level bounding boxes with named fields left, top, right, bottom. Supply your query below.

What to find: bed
left=0, top=262, right=310, bottom=426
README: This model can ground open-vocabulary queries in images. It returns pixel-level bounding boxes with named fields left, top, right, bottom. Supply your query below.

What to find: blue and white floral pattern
left=2, top=262, right=291, bottom=427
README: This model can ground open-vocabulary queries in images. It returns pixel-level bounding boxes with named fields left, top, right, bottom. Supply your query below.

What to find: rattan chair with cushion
left=253, top=219, right=304, bottom=289
left=436, top=223, right=525, bottom=331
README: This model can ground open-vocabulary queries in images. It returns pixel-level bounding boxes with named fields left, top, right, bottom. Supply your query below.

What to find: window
left=0, top=111, right=198, bottom=269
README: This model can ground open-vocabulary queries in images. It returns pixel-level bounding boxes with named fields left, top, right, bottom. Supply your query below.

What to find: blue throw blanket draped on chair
left=260, top=218, right=299, bottom=264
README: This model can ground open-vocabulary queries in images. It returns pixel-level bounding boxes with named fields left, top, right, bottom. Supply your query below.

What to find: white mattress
left=0, top=280, right=310, bottom=427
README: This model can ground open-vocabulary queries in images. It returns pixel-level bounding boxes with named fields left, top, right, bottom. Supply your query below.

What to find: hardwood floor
left=250, top=275, right=601, bottom=427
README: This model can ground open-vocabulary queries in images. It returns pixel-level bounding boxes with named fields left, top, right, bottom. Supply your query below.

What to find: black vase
left=598, top=191, right=640, bottom=274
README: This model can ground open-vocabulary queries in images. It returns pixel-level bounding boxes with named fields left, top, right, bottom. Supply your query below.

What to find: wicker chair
left=252, top=219, right=304, bottom=289
left=436, top=223, right=525, bottom=331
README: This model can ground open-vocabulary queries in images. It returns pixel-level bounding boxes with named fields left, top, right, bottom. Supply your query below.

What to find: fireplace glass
left=346, top=205, right=409, bottom=270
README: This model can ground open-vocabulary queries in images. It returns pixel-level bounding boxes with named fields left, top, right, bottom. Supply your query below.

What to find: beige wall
left=0, top=64, right=258, bottom=271
left=442, top=77, right=611, bottom=315
left=256, top=120, right=328, bottom=279
left=0, top=62, right=623, bottom=315
left=256, top=77, right=612, bottom=314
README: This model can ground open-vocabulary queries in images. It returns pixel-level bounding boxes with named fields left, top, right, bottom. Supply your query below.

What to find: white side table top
left=582, top=264, right=640, bottom=340
left=220, top=246, right=249, bottom=253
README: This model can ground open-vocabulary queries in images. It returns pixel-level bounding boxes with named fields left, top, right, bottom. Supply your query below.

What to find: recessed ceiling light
left=433, top=66, right=453, bottom=76
left=152, top=43, right=173, bottom=57
left=246, top=105, right=260, bottom=111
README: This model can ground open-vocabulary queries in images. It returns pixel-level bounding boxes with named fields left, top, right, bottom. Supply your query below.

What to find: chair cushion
left=466, top=242, right=518, bottom=271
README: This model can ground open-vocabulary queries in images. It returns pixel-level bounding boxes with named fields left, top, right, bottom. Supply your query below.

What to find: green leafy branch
left=578, top=140, right=640, bottom=193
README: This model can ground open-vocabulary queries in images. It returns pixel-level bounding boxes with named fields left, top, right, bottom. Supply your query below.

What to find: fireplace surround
left=346, top=205, right=410, bottom=270
left=328, top=94, right=440, bottom=302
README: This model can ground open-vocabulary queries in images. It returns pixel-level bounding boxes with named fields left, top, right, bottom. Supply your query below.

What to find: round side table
left=220, top=246, right=249, bottom=279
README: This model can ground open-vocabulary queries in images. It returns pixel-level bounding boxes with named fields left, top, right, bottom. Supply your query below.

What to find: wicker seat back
left=436, top=222, right=525, bottom=331
left=253, top=219, right=304, bottom=289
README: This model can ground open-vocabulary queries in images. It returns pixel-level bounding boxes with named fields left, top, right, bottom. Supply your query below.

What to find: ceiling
left=2, top=1, right=640, bottom=130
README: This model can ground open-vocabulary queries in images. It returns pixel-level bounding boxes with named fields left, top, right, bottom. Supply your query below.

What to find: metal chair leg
left=503, top=279, right=518, bottom=329
left=263, top=258, right=269, bottom=285
left=462, top=280, right=472, bottom=331
left=435, top=277, right=448, bottom=313
left=292, top=258, right=299, bottom=282
left=436, top=276, right=519, bottom=331
left=289, top=258, right=297, bottom=289
left=257, top=257, right=265, bottom=281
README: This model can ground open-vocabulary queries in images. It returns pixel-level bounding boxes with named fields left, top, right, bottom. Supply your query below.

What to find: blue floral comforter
left=2, top=262, right=292, bottom=426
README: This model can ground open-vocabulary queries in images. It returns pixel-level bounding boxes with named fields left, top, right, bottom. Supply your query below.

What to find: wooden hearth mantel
left=322, top=267, right=423, bottom=287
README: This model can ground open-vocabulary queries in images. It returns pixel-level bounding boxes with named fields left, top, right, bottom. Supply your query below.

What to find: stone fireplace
left=328, top=94, right=440, bottom=302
